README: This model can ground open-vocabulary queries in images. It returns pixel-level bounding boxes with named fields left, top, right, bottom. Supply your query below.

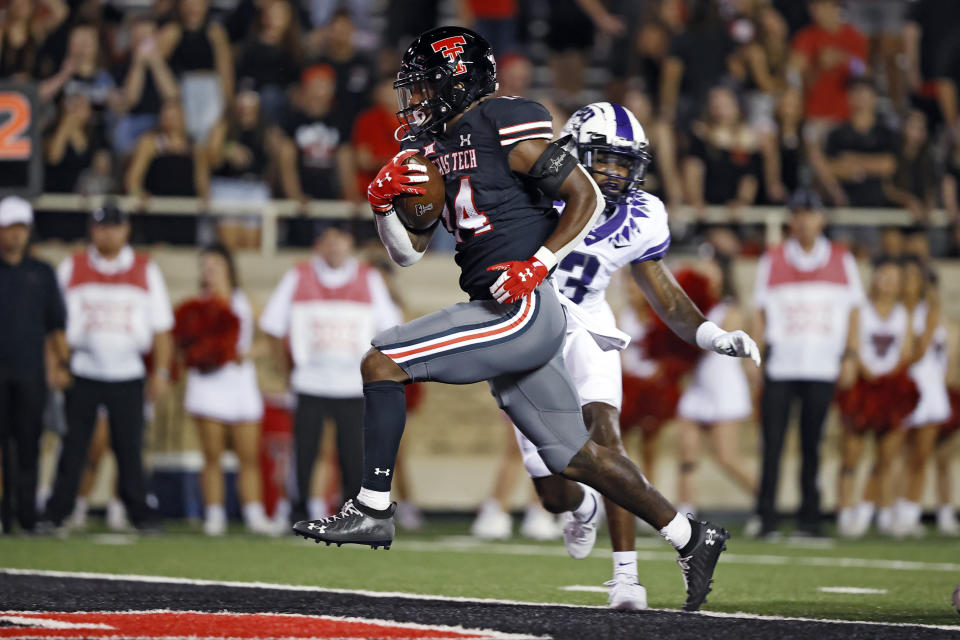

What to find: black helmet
left=394, top=26, right=498, bottom=139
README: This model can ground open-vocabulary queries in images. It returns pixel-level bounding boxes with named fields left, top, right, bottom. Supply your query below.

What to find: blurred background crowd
left=0, top=0, right=958, bottom=542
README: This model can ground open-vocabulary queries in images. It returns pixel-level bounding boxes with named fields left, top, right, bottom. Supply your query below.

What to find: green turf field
left=2, top=520, right=958, bottom=628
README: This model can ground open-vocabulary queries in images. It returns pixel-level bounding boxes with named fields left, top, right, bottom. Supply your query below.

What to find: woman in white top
left=181, top=244, right=271, bottom=535
left=836, top=258, right=915, bottom=538
left=896, top=259, right=950, bottom=536
left=674, top=254, right=756, bottom=517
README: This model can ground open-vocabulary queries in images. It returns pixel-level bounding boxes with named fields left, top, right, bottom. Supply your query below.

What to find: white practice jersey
left=554, top=189, right=671, bottom=316
left=858, top=301, right=909, bottom=377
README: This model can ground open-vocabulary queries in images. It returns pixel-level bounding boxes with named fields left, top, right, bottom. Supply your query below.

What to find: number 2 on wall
left=0, top=93, right=31, bottom=160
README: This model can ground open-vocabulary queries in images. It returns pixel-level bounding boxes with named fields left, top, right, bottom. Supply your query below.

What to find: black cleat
left=293, top=499, right=395, bottom=550
left=677, top=519, right=730, bottom=612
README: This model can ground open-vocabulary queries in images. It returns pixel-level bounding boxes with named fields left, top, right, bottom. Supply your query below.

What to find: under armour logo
left=517, top=268, right=534, bottom=282
left=307, top=523, right=326, bottom=534
left=705, top=528, right=717, bottom=545
left=376, top=172, right=392, bottom=187
left=460, top=133, right=472, bottom=147
left=374, top=467, right=391, bottom=476
left=431, top=36, right=468, bottom=75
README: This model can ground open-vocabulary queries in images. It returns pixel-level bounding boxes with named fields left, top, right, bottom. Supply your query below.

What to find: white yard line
left=818, top=587, right=888, bottom=595
left=558, top=586, right=608, bottom=593
left=2, top=568, right=958, bottom=634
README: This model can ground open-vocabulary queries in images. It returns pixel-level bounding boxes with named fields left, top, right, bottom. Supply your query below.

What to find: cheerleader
left=836, top=257, right=916, bottom=538
left=674, top=255, right=756, bottom=518
left=177, top=244, right=273, bottom=536
left=895, top=259, right=951, bottom=536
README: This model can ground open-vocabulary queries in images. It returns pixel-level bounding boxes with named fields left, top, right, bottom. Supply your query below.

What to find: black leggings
left=291, top=394, right=363, bottom=519
left=756, top=378, right=835, bottom=530
left=0, top=376, right=46, bottom=533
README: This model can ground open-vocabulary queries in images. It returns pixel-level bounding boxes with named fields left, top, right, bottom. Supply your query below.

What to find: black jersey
left=403, top=97, right=558, bottom=300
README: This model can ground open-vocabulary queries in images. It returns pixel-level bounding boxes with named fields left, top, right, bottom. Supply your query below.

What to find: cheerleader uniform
left=184, top=290, right=263, bottom=423
left=677, top=302, right=752, bottom=424
left=857, top=301, right=909, bottom=380
left=905, top=303, right=951, bottom=428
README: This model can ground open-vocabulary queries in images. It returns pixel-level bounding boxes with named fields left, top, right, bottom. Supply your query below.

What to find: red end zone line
left=0, top=611, right=543, bottom=640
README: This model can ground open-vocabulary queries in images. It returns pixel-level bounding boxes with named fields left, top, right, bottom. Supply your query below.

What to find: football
left=394, top=153, right=445, bottom=231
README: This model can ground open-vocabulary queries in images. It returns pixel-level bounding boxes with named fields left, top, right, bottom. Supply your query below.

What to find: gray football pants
left=372, top=282, right=590, bottom=473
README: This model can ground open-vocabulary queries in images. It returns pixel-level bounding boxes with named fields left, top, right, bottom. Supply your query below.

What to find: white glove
left=696, top=322, right=762, bottom=367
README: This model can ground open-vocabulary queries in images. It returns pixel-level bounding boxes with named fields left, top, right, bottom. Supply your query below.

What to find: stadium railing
left=31, top=193, right=953, bottom=256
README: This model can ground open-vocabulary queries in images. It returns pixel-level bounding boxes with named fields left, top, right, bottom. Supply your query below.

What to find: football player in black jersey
left=293, top=26, right=739, bottom=612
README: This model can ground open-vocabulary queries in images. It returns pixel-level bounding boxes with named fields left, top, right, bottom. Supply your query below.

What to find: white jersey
left=906, top=302, right=951, bottom=427
left=857, top=301, right=909, bottom=377
left=555, top=190, right=671, bottom=316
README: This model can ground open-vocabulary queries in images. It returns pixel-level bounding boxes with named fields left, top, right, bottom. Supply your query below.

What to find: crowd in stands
left=2, top=0, right=959, bottom=253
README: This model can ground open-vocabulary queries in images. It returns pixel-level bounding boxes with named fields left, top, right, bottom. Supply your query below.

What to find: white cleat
left=606, top=576, right=648, bottom=610
left=471, top=499, right=512, bottom=540
left=106, top=499, right=130, bottom=532
left=561, top=488, right=600, bottom=559
left=938, top=506, right=960, bottom=536
left=520, top=504, right=561, bottom=541
left=203, top=515, right=227, bottom=537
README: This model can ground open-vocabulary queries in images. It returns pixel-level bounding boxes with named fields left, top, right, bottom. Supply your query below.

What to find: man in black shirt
left=0, top=197, right=70, bottom=535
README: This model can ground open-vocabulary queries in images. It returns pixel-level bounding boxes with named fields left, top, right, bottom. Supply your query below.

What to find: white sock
left=242, top=501, right=267, bottom=525
left=73, top=497, right=88, bottom=517
left=676, top=503, right=696, bottom=519
left=612, top=551, right=638, bottom=581
left=572, top=486, right=597, bottom=522
left=307, top=497, right=328, bottom=521
left=206, top=503, right=226, bottom=523
left=877, top=506, right=894, bottom=531
left=357, top=487, right=390, bottom=511
left=659, top=512, right=692, bottom=550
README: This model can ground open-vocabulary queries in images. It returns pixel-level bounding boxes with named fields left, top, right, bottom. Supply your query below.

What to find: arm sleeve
left=147, top=262, right=175, bottom=332
left=44, top=264, right=67, bottom=333
left=484, top=97, right=554, bottom=152
left=629, top=194, right=672, bottom=264
left=752, top=253, right=771, bottom=309
left=259, top=269, right=298, bottom=338
left=368, top=270, right=403, bottom=332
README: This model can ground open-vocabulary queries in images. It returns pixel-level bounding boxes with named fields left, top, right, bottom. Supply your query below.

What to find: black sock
left=360, top=381, right=406, bottom=492
left=679, top=519, right=702, bottom=556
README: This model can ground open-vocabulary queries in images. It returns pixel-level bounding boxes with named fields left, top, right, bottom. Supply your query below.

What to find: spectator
left=76, top=149, right=117, bottom=197
left=943, top=134, right=960, bottom=253
left=660, top=0, right=736, bottom=128
left=43, top=203, right=172, bottom=533
left=177, top=244, right=275, bottom=536
left=259, top=221, right=402, bottom=524
left=845, top=0, right=907, bottom=109
left=752, top=189, right=864, bottom=537
left=730, top=4, right=791, bottom=130
left=930, top=29, right=960, bottom=132
left=44, top=93, right=105, bottom=193
left=682, top=85, right=761, bottom=212
left=206, top=84, right=281, bottom=249
left=788, top=0, right=868, bottom=128
left=622, top=86, right=683, bottom=206
left=903, top=0, right=960, bottom=128
left=310, top=10, right=375, bottom=135
left=39, top=23, right=116, bottom=122
left=0, top=0, right=68, bottom=81
left=760, top=86, right=805, bottom=203
left=159, top=0, right=234, bottom=142
left=277, top=64, right=354, bottom=244
left=0, top=197, right=69, bottom=535
left=611, top=18, right=671, bottom=107
left=351, top=77, right=401, bottom=199
left=457, top=0, right=518, bottom=56
left=496, top=53, right=532, bottom=99
left=126, top=99, right=210, bottom=200
left=235, top=0, right=303, bottom=123
left=878, top=226, right=904, bottom=259
left=886, top=110, right=936, bottom=221
left=821, top=79, right=897, bottom=208
left=109, top=14, right=180, bottom=155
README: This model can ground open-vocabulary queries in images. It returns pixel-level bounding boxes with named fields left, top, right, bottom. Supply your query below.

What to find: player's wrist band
left=533, top=246, right=558, bottom=274
left=695, top=321, right=725, bottom=351
left=372, top=206, right=395, bottom=217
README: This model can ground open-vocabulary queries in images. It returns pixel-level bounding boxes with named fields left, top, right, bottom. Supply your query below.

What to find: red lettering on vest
left=292, top=261, right=373, bottom=303
left=766, top=243, right=849, bottom=287
left=68, top=250, right=151, bottom=290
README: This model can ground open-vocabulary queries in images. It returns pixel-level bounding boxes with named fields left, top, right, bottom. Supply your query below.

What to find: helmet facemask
left=394, top=66, right=456, bottom=140
left=580, top=137, right=652, bottom=203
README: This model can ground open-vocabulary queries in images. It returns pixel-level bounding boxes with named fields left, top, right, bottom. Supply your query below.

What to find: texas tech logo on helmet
left=431, top=36, right=468, bottom=75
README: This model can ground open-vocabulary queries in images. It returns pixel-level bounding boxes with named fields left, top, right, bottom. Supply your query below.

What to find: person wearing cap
left=0, top=197, right=70, bottom=534
left=42, top=204, right=173, bottom=532
left=751, top=189, right=864, bottom=537
left=259, top=221, right=401, bottom=524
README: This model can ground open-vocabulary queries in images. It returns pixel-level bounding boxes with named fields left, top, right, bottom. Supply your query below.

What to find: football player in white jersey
left=512, top=102, right=761, bottom=609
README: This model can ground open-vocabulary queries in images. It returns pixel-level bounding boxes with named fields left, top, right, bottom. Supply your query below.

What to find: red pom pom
left=621, top=373, right=681, bottom=435
left=173, top=297, right=240, bottom=372
left=943, top=387, right=960, bottom=437
left=642, top=268, right=717, bottom=375
left=836, top=370, right=920, bottom=433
